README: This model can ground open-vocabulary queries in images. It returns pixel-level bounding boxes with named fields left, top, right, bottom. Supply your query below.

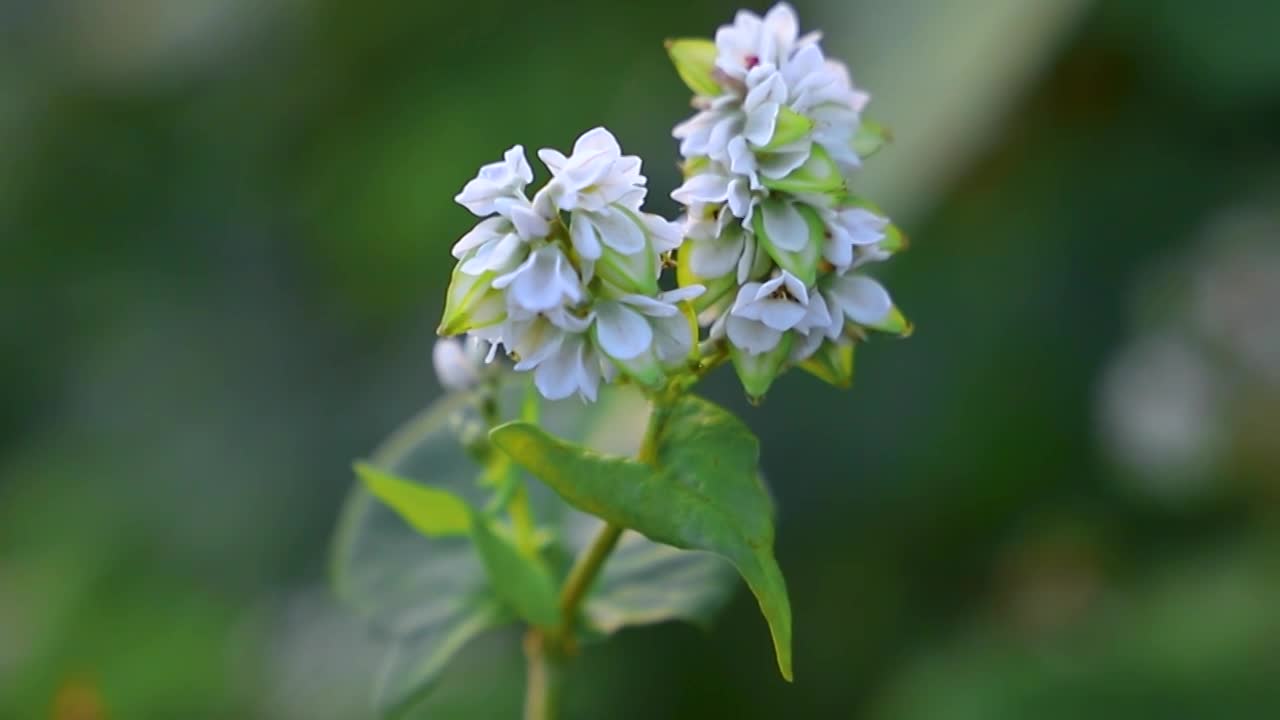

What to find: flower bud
left=595, top=211, right=660, bottom=296
left=677, top=242, right=737, bottom=312
left=432, top=336, right=492, bottom=391
left=665, top=38, right=722, bottom=98
left=439, top=259, right=506, bottom=336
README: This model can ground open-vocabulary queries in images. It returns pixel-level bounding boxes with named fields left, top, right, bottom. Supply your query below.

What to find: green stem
left=523, top=630, right=564, bottom=720
left=521, top=390, right=675, bottom=719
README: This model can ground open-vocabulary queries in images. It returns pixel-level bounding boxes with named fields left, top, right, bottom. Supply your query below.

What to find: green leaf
left=665, top=38, right=722, bottom=97
left=333, top=382, right=738, bottom=712
left=374, top=599, right=507, bottom=718
left=355, top=462, right=472, bottom=537
left=490, top=394, right=794, bottom=680
left=469, top=512, right=560, bottom=629
left=852, top=119, right=891, bottom=159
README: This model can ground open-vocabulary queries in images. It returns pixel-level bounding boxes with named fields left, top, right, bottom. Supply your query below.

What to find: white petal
left=659, top=285, right=706, bottom=304
left=757, top=298, right=807, bottom=330
left=757, top=148, right=810, bottom=179
left=573, top=127, right=621, bottom=157
left=830, top=274, right=892, bottom=325
left=727, top=315, right=782, bottom=354
left=618, top=294, right=679, bottom=317
left=690, top=231, right=745, bottom=278
left=671, top=173, right=730, bottom=205
left=509, top=203, right=550, bottom=240
left=744, top=102, right=780, bottom=147
left=590, top=207, right=646, bottom=255
left=452, top=216, right=508, bottom=258
left=538, top=148, right=568, bottom=173
left=594, top=301, right=653, bottom=360
left=653, top=313, right=695, bottom=363
left=780, top=270, right=809, bottom=303
left=761, top=199, right=809, bottom=252
left=460, top=233, right=523, bottom=274
left=730, top=283, right=764, bottom=317
left=534, top=337, right=583, bottom=400
left=432, top=337, right=478, bottom=391
left=570, top=211, right=603, bottom=260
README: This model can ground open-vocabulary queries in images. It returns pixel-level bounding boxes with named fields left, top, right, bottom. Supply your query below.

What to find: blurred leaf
left=491, top=394, right=793, bottom=680
left=375, top=599, right=507, bottom=719
left=333, top=381, right=736, bottom=713
left=469, top=513, right=560, bottom=629
left=355, top=462, right=471, bottom=537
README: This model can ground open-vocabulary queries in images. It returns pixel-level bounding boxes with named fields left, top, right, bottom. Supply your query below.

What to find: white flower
left=432, top=335, right=494, bottom=391
left=823, top=207, right=888, bottom=271
left=492, top=244, right=584, bottom=314
left=455, top=145, right=535, bottom=217
left=538, top=127, right=646, bottom=213
left=724, top=271, right=814, bottom=354
left=823, top=273, right=893, bottom=328
left=713, top=3, right=813, bottom=82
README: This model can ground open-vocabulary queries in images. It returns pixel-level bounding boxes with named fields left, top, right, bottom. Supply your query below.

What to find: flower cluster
left=439, top=128, right=701, bottom=402
left=667, top=3, right=909, bottom=397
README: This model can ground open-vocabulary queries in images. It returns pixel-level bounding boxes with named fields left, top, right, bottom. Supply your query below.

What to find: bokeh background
left=4, top=0, right=1280, bottom=717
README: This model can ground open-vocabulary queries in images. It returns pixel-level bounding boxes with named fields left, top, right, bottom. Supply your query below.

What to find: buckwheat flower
left=492, top=244, right=583, bottom=313
left=723, top=270, right=813, bottom=354
left=823, top=206, right=888, bottom=271
left=713, top=3, right=815, bottom=82
left=538, top=127, right=646, bottom=213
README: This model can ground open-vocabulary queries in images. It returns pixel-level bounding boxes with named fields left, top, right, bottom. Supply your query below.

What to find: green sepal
left=677, top=241, right=736, bottom=312
left=862, top=305, right=914, bottom=337
left=665, top=38, right=722, bottom=97
left=761, top=144, right=845, bottom=196
left=752, top=202, right=823, bottom=287
left=438, top=258, right=505, bottom=335
left=730, top=332, right=794, bottom=402
left=761, top=107, right=813, bottom=151
left=852, top=120, right=891, bottom=159
left=597, top=211, right=659, bottom=296
left=490, top=395, right=794, bottom=680
left=799, top=339, right=855, bottom=388
left=681, top=156, right=711, bottom=178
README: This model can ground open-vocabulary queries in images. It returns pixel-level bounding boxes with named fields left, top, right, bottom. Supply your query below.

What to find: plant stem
left=523, top=630, right=564, bottom=720
left=521, top=392, right=675, bottom=720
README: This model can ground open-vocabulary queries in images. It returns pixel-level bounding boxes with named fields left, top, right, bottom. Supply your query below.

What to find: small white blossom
left=724, top=271, right=814, bottom=354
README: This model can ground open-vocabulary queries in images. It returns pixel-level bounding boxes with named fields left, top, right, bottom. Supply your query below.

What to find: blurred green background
left=4, top=0, right=1280, bottom=717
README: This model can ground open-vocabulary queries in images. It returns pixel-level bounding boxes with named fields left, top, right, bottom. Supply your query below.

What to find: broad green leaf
left=355, top=462, right=471, bottom=537
left=665, top=38, right=722, bottom=97
left=374, top=599, right=507, bottom=718
left=333, top=381, right=738, bottom=712
left=469, top=512, right=560, bottom=629
left=490, top=394, right=794, bottom=680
